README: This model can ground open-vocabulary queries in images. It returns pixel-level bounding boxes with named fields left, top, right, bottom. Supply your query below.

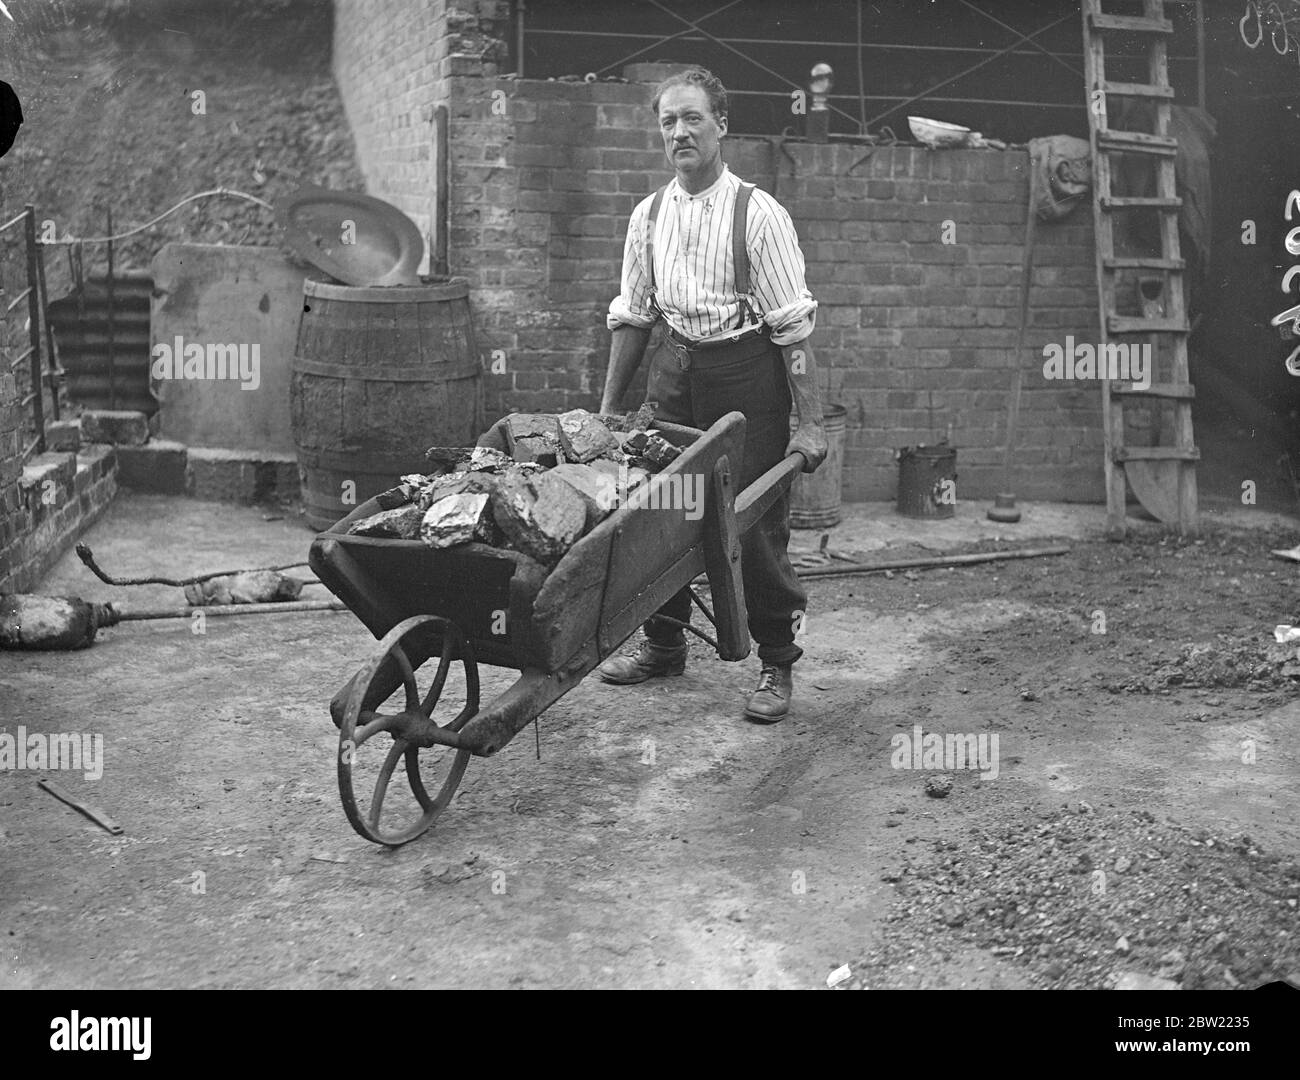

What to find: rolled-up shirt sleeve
left=750, top=195, right=817, bottom=346
left=607, top=201, right=658, bottom=331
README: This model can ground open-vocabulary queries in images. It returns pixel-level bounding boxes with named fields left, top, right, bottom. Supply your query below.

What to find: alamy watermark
left=890, top=723, right=999, bottom=780
left=151, top=335, right=261, bottom=390
left=1042, top=337, right=1151, bottom=390
left=591, top=466, right=703, bottom=521
left=0, top=726, right=103, bottom=780
left=50, top=1011, right=151, bottom=1061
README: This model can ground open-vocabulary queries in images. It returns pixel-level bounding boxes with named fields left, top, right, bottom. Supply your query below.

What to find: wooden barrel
left=291, top=277, right=482, bottom=531
left=789, top=404, right=847, bottom=529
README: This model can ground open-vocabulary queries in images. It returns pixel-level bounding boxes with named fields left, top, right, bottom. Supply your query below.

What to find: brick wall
left=333, top=3, right=1103, bottom=502
left=333, top=0, right=511, bottom=274
left=1, top=209, right=119, bottom=595
left=0, top=445, right=118, bottom=594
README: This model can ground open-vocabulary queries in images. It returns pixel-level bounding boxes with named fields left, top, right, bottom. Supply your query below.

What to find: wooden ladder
left=1082, top=0, right=1199, bottom=538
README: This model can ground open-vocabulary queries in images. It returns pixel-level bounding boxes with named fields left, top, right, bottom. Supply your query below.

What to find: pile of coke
left=344, top=405, right=683, bottom=565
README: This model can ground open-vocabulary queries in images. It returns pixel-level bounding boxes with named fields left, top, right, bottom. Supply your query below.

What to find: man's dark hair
left=650, top=67, right=728, bottom=123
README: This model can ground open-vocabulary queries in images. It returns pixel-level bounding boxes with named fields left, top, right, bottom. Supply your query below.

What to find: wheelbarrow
left=308, top=411, right=804, bottom=846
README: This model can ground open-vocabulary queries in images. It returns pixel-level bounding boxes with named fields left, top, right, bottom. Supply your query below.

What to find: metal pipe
left=105, top=206, right=115, bottom=411
left=23, top=206, right=45, bottom=454
left=117, top=599, right=347, bottom=621
left=433, top=104, right=450, bottom=277
left=34, top=231, right=60, bottom=421
left=515, top=0, right=525, bottom=79
left=1195, top=0, right=1206, bottom=109
left=856, top=0, right=867, bottom=134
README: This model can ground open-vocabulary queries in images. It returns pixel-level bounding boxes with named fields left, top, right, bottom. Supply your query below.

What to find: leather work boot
left=598, top=640, right=688, bottom=685
left=743, top=663, right=793, bottom=723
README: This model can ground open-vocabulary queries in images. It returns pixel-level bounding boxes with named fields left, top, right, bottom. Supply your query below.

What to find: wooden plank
left=1101, top=196, right=1182, bottom=210
left=1126, top=460, right=1182, bottom=525
left=1097, top=131, right=1177, bottom=155
left=1110, top=382, right=1195, bottom=400
left=1089, top=13, right=1173, bottom=34
left=1101, top=81, right=1174, bottom=98
left=1108, top=315, right=1189, bottom=334
left=1105, top=256, right=1184, bottom=270
left=1115, top=446, right=1200, bottom=462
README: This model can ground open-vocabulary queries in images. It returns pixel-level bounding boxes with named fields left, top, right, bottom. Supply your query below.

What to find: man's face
left=657, top=84, right=726, bottom=180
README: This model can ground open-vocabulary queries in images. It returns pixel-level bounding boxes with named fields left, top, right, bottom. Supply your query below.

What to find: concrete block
left=115, top=440, right=188, bottom=494
left=46, top=419, right=82, bottom=452
left=187, top=447, right=298, bottom=505
left=20, top=452, right=77, bottom=501
left=81, top=409, right=150, bottom=446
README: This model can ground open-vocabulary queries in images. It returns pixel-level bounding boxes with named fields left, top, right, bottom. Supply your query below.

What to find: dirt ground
left=1, top=491, right=1298, bottom=990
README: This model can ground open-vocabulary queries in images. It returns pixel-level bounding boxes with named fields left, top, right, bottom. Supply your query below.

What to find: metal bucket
left=789, top=403, right=847, bottom=529
left=896, top=442, right=958, bottom=518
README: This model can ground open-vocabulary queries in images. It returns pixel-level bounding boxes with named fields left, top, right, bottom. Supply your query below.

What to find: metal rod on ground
left=117, top=599, right=348, bottom=621
left=794, top=544, right=1068, bottom=579
left=38, top=779, right=123, bottom=835
left=76, top=543, right=310, bottom=587
left=693, top=544, right=1069, bottom=588
left=105, top=207, right=115, bottom=411
left=989, top=156, right=1038, bottom=524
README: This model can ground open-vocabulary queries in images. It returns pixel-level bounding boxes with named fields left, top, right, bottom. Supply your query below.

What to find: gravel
left=856, top=806, right=1300, bottom=990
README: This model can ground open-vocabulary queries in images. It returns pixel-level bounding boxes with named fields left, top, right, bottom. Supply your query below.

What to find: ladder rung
left=1108, top=316, right=1189, bottom=334
left=1097, top=131, right=1178, bottom=156
left=1110, top=382, right=1196, bottom=401
left=1100, top=81, right=1175, bottom=99
left=1088, top=13, right=1173, bottom=34
left=1105, top=256, right=1185, bottom=271
left=1116, top=446, right=1200, bottom=463
left=1102, top=196, right=1182, bottom=210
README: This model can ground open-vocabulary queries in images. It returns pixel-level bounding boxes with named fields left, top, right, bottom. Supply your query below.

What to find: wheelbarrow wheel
left=336, top=615, right=478, bottom=846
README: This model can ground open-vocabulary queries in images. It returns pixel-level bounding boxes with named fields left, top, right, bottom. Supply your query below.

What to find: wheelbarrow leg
left=702, top=454, right=750, bottom=662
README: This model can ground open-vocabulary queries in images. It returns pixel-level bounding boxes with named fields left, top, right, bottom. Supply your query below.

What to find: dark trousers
left=642, top=329, right=807, bottom=666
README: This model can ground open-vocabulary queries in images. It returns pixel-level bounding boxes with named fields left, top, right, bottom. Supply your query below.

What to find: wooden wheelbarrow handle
left=735, top=452, right=806, bottom=535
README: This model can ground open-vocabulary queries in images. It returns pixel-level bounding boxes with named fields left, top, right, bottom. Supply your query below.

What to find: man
left=598, top=66, right=827, bottom=724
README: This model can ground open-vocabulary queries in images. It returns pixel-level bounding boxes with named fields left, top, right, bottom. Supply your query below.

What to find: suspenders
left=644, top=180, right=760, bottom=332
left=731, top=182, right=759, bottom=328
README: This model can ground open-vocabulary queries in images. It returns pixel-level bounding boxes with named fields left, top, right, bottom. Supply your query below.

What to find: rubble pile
left=855, top=807, right=1300, bottom=990
left=1105, top=635, right=1300, bottom=694
left=345, top=406, right=683, bottom=565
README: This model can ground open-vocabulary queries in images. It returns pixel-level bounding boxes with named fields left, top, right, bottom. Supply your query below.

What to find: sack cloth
left=1027, top=135, right=1092, bottom=223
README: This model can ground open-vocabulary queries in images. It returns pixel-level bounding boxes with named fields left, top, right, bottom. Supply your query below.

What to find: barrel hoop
left=302, top=277, right=469, bottom=303
left=291, top=356, right=482, bottom=382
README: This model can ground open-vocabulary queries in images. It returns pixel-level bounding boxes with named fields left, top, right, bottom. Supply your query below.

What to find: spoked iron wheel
left=337, top=615, right=479, bottom=846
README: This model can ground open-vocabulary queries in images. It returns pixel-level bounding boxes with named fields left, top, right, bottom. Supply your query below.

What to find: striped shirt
left=607, top=166, right=817, bottom=347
